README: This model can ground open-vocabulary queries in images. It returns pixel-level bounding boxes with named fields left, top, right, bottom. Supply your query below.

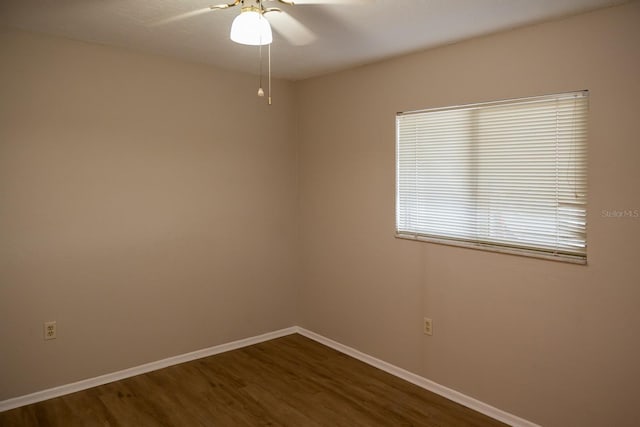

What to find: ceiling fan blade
left=148, top=8, right=212, bottom=26
left=149, top=1, right=242, bottom=27
left=267, top=11, right=317, bottom=46
left=288, top=0, right=365, bottom=4
left=210, top=0, right=242, bottom=10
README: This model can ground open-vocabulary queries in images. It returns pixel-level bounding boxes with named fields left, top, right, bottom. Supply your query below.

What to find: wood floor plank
left=0, top=334, right=509, bottom=427
left=61, top=387, right=118, bottom=427
left=96, top=381, right=170, bottom=427
left=241, top=382, right=324, bottom=427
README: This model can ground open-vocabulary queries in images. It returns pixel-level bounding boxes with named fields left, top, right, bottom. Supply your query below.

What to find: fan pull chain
left=268, top=43, right=272, bottom=105
left=257, top=0, right=265, bottom=98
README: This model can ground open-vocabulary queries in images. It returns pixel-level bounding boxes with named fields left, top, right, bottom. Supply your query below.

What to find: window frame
left=395, top=91, right=588, bottom=264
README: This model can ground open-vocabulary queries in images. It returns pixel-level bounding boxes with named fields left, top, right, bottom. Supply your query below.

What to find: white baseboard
left=1, top=325, right=539, bottom=427
left=0, top=327, right=297, bottom=412
left=296, top=327, right=540, bottom=427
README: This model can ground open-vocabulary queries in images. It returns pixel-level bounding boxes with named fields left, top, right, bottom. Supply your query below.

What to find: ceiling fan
left=153, top=0, right=357, bottom=46
left=153, top=0, right=358, bottom=104
left=213, top=0, right=303, bottom=46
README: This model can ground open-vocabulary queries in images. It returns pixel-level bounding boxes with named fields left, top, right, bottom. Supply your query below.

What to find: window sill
left=395, top=232, right=587, bottom=265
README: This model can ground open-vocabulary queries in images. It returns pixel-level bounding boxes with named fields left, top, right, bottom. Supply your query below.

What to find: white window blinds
left=396, top=91, right=588, bottom=263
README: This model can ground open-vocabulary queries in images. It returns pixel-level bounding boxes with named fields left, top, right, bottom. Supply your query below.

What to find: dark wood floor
left=0, top=334, right=508, bottom=426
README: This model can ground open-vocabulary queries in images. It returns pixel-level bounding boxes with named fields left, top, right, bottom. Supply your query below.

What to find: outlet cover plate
left=44, top=321, right=57, bottom=340
left=423, top=317, right=433, bottom=336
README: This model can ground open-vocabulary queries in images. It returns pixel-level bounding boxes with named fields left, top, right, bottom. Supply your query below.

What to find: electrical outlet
left=44, top=321, right=57, bottom=340
left=423, top=317, right=433, bottom=336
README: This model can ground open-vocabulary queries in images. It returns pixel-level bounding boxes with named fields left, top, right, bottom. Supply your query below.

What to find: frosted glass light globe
left=230, top=9, right=272, bottom=46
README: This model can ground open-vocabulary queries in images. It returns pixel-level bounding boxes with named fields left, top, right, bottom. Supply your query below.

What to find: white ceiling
left=0, top=0, right=629, bottom=80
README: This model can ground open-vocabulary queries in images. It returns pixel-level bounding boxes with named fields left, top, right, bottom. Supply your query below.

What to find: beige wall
left=0, top=30, right=298, bottom=399
left=297, top=2, right=640, bottom=427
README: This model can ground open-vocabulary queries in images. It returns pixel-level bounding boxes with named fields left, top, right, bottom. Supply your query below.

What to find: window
left=396, top=91, right=588, bottom=263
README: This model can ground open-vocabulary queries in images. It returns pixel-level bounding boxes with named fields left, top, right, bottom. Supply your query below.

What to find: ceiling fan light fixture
left=230, top=6, right=272, bottom=46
